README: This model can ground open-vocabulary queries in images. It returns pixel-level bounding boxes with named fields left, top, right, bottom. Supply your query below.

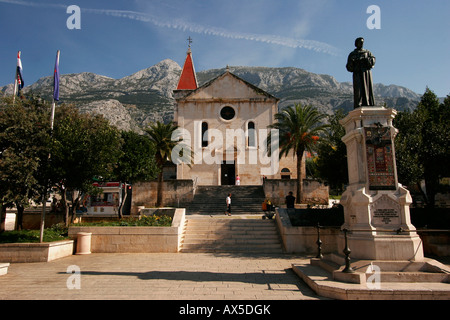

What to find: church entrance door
left=221, top=161, right=235, bottom=185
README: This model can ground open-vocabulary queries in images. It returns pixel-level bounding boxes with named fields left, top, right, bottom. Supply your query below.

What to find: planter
left=0, top=240, right=74, bottom=263
left=76, top=232, right=92, bottom=255
left=68, top=208, right=185, bottom=253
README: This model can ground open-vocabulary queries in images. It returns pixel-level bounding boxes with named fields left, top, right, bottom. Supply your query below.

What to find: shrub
left=75, top=215, right=173, bottom=227
left=0, top=224, right=69, bottom=243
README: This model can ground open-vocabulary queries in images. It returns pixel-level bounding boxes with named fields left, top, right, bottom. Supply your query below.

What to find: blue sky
left=0, top=0, right=449, bottom=97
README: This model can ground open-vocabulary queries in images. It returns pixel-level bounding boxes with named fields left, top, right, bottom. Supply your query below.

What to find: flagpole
left=12, top=51, right=20, bottom=104
left=39, top=50, right=60, bottom=243
left=50, top=50, right=60, bottom=130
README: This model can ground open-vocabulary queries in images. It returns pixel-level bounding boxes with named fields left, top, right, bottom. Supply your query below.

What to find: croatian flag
left=16, top=51, right=24, bottom=95
left=53, top=50, right=60, bottom=101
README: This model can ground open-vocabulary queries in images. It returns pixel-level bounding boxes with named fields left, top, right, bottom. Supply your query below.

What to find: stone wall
left=131, top=180, right=194, bottom=214
left=263, top=179, right=329, bottom=206
left=7, top=211, right=65, bottom=230
left=0, top=240, right=74, bottom=263
left=68, top=209, right=186, bottom=253
left=276, top=208, right=341, bottom=254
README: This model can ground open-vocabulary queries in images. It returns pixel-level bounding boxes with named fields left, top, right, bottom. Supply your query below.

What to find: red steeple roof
left=177, top=48, right=198, bottom=90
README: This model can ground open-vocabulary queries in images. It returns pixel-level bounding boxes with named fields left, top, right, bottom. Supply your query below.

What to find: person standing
left=235, top=175, right=240, bottom=185
left=226, top=193, right=232, bottom=216
left=285, top=191, right=296, bottom=209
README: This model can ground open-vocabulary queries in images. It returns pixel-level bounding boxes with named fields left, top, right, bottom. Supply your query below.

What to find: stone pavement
left=0, top=252, right=325, bottom=300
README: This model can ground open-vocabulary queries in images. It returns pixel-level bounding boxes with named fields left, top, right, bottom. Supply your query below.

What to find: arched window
left=201, top=122, right=208, bottom=147
left=247, top=121, right=256, bottom=147
left=281, top=168, right=291, bottom=180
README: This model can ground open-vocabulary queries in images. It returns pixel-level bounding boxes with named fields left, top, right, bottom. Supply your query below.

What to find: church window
left=281, top=168, right=291, bottom=180
left=201, top=122, right=208, bottom=147
left=220, top=106, right=236, bottom=121
left=247, top=121, right=256, bottom=147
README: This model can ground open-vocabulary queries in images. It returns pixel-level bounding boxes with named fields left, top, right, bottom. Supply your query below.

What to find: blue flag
left=53, top=50, right=60, bottom=101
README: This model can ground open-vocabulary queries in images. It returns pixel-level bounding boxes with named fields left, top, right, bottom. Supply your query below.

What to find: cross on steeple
left=177, top=36, right=198, bottom=90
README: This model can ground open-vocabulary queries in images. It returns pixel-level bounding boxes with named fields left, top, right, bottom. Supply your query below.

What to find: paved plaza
left=0, top=252, right=324, bottom=300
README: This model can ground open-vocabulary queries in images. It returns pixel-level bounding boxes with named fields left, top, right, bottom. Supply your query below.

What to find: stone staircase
left=180, top=217, right=283, bottom=253
left=187, top=185, right=266, bottom=215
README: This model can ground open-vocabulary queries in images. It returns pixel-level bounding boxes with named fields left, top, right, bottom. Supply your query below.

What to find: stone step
left=185, top=220, right=277, bottom=226
left=185, top=234, right=278, bottom=240
left=183, top=238, right=281, bottom=245
left=180, top=217, right=283, bottom=253
left=313, top=256, right=450, bottom=284
left=187, top=185, right=267, bottom=215
left=181, top=247, right=282, bottom=253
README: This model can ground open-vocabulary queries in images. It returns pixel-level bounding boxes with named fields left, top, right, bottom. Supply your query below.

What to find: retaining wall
left=68, top=208, right=186, bottom=253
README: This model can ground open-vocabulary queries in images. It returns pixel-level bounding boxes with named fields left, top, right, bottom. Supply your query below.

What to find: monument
left=292, top=38, right=450, bottom=299
left=340, top=37, right=423, bottom=261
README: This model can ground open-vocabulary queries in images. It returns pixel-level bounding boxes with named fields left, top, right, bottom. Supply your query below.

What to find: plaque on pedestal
left=364, top=126, right=396, bottom=190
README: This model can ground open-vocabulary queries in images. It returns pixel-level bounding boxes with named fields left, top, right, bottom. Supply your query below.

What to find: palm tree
left=145, top=121, right=179, bottom=207
left=269, top=104, right=329, bottom=204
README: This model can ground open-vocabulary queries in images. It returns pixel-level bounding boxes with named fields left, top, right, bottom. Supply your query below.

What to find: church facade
left=172, top=47, right=302, bottom=186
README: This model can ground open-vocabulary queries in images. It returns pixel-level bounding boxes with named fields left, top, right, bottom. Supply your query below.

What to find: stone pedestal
left=339, top=107, right=424, bottom=261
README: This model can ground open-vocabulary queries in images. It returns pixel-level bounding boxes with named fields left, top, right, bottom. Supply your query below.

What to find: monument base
left=339, top=106, right=424, bottom=262
left=339, top=183, right=424, bottom=261
left=292, top=254, right=450, bottom=300
left=313, top=253, right=449, bottom=284
left=340, top=233, right=424, bottom=261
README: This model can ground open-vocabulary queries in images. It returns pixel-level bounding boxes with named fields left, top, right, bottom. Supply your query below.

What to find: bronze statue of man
left=346, top=37, right=376, bottom=108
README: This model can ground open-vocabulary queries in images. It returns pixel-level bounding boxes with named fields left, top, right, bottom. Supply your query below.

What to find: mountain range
left=1, top=59, right=422, bottom=132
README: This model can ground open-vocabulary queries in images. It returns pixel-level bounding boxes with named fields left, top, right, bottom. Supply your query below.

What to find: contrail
left=0, top=0, right=340, bottom=55
left=0, top=0, right=64, bottom=8
left=83, top=8, right=339, bottom=55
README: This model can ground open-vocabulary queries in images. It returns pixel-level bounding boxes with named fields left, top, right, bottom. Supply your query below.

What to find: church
left=172, top=45, right=303, bottom=186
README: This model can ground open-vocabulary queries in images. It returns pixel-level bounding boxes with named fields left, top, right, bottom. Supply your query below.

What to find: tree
left=0, top=96, right=51, bottom=230
left=394, top=88, right=450, bottom=207
left=269, top=104, right=329, bottom=204
left=145, top=121, right=186, bottom=207
left=113, top=130, right=158, bottom=217
left=393, top=110, right=423, bottom=191
left=315, top=109, right=349, bottom=193
left=50, top=105, right=123, bottom=224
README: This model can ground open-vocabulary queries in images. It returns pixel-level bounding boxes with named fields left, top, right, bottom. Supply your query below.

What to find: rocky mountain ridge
left=1, top=59, right=421, bottom=132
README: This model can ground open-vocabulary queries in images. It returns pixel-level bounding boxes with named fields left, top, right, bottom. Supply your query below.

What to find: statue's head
left=355, top=37, right=364, bottom=49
